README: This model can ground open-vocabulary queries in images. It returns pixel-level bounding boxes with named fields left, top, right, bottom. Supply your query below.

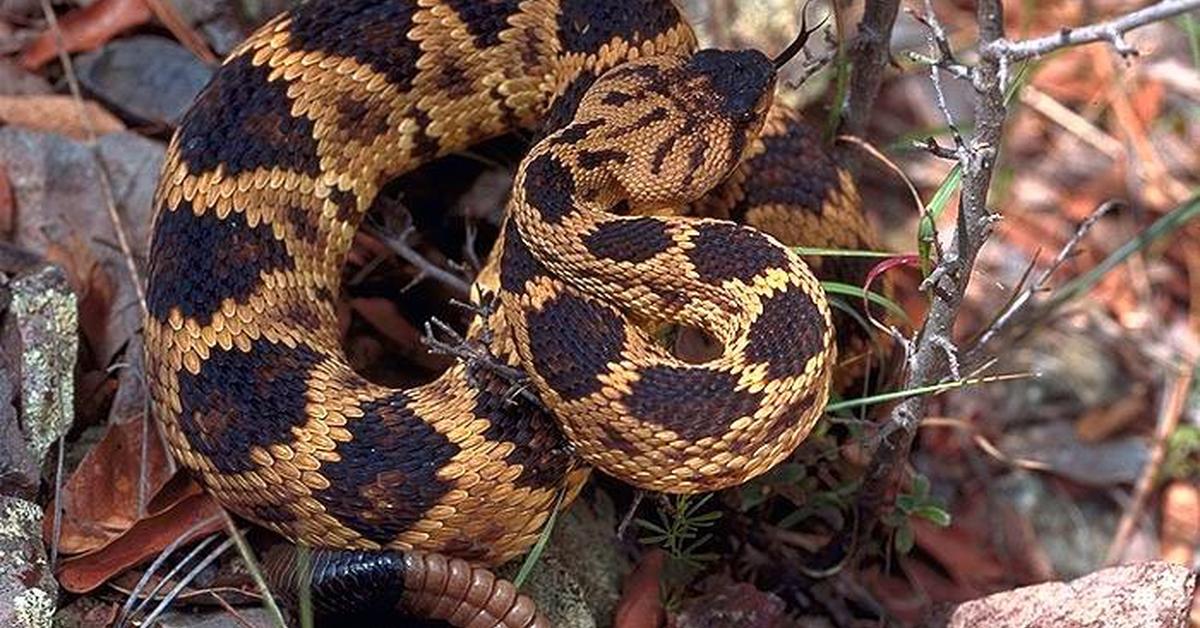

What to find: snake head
left=570, top=49, right=779, bottom=208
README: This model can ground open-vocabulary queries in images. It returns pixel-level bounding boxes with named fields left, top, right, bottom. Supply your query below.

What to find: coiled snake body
left=145, top=0, right=879, bottom=623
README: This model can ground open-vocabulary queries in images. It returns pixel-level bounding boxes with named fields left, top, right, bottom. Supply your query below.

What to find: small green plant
left=1163, top=424, right=1200, bottom=483
left=635, top=494, right=724, bottom=611
left=882, top=474, right=951, bottom=555
left=636, top=493, right=722, bottom=568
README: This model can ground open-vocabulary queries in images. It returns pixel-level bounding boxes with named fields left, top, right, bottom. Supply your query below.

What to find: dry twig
left=1105, top=360, right=1196, bottom=565
left=982, top=0, right=1200, bottom=62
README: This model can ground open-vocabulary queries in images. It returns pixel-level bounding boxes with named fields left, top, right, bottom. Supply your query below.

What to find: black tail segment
left=263, top=547, right=549, bottom=627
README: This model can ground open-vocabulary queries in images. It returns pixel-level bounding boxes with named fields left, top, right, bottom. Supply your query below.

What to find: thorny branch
left=847, top=0, right=1010, bottom=552
left=846, top=0, right=1200, bottom=555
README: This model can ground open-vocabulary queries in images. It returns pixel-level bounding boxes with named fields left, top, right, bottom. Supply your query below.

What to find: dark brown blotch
left=582, top=217, right=672, bottom=264
left=686, top=222, right=789, bottom=284
left=286, top=204, right=319, bottom=244
left=313, top=390, right=461, bottom=546
left=176, top=338, right=320, bottom=475
left=499, top=225, right=548, bottom=294
left=177, top=55, right=319, bottom=176
left=624, top=366, right=763, bottom=441
left=733, top=120, right=838, bottom=220
left=146, top=200, right=295, bottom=326
left=527, top=291, right=626, bottom=402
left=556, top=0, right=682, bottom=54
left=744, top=286, right=826, bottom=379
left=330, top=188, right=360, bottom=224
left=471, top=367, right=573, bottom=491
left=442, top=0, right=522, bottom=48
left=521, top=153, right=577, bottom=224
left=576, top=148, right=628, bottom=169
left=288, top=0, right=422, bottom=91
left=335, top=93, right=392, bottom=145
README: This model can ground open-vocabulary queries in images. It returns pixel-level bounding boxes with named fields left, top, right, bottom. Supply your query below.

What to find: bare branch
left=965, top=200, right=1119, bottom=363
left=840, top=0, right=902, bottom=138
left=982, top=0, right=1200, bottom=62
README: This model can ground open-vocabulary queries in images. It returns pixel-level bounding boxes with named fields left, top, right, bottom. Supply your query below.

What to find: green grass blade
left=821, top=281, right=909, bottom=324
left=513, top=485, right=567, bottom=588
left=825, top=372, right=1032, bottom=413
left=1049, top=195, right=1200, bottom=309
left=795, top=246, right=902, bottom=258
left=1181, top=14, right=1200, bottom=69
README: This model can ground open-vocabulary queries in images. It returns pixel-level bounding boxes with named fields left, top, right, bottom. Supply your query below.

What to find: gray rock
left=3, top=266, right=77, bottom=463
left=0, top=59, right=53, bottom=96
left=0, top=127, right=164, bottom=367
left=0, top=368, right=38, bottom=499
left=0, top=496, right=57, bottom=628
left=76, top=36, right=214, bottom=127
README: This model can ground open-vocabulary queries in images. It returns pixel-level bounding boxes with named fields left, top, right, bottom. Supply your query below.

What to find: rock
left=500, top=491, right=631, bottom=628
left=0, top=128, right=164, bottom=366
left=0, top=496, right=57, bottom=628
left=938, top=562, right=1196, bottom=628
left=75, top=36, right=213, bottom=127
left=672, top=575, right=789, bottom=628
left=1001, top=422, right=1147, bottom=487
left=0, top=367, right=38, bottom=499
left=2, top=266, right=77, bottom=462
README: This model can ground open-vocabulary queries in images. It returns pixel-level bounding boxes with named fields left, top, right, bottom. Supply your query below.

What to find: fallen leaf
left=56, top=493, right=224, bottom=593
left=0, top=95, right=125, bottom=139
left=614, top=549, right=665, bottom=628
left=43, top=418, right=174, bottom=556
left=20, top=0, right=153, bottom=71
left=1160, top=480, right=1200, bottom=566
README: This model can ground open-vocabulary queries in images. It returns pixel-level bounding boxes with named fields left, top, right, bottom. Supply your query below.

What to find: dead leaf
left=1160, top=480, right=1200, bottom=566
left=56, top=493, right=224, bottom=593
left=1, top=128, right=163, bottom=366
left=20, top=0, right=153, bottom=71
left=614, top=549, right=665, bottom=628
left=43, top=418, right=174, bottom=556
left=0, top=95, right=125, bottom=139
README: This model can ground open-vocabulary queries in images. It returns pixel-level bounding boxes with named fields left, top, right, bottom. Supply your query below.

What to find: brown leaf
left=1160, top=480, right=1200, bottom=566
left=43, top=418, right=174, bottom=556
left=614, top=549, right=665, bottom=628
left=19, top=0, right=154, bottom=71
left=0, top=95, right=125, bottom=139
left=56, top=493, right=224, bottom=593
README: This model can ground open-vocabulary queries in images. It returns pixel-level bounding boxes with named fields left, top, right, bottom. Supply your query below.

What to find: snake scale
left=144, top=0, right=881, bottom=624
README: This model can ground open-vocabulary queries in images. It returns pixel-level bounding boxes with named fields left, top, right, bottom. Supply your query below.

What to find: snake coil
left=146, top=0, right=881, bottom=623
